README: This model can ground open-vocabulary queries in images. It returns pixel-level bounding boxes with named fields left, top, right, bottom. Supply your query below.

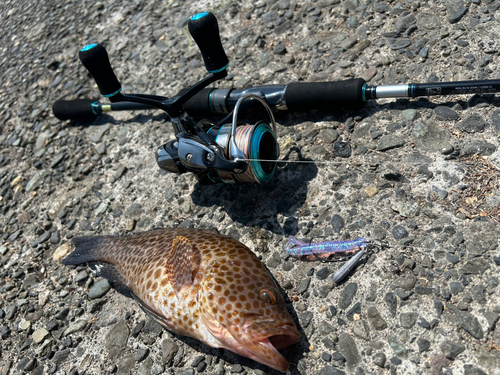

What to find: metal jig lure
left=331, top=249, right=367, bottom=284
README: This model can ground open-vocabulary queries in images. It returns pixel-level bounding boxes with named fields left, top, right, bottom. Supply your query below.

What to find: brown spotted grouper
left=63, top=228, right=300, bottom=372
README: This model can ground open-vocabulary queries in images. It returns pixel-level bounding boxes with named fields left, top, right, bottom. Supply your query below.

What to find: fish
left=62, top=228, right=301, bottom=372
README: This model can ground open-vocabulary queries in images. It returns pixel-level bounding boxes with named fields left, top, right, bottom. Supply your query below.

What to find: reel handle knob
left=188, top=12, right=229, bottom=74
left=79, top=44, right=122, bottom=98
left=52, top=98, right=97, bottom=120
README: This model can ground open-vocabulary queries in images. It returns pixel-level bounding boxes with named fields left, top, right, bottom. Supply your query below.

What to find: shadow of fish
left=62, top=228, right=300, bottom=372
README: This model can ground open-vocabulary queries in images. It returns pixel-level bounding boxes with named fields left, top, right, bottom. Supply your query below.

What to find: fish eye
left=259, top=289, right=276, bottom=305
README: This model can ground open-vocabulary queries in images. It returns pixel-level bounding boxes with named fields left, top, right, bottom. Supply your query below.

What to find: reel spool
left=156, top=94, right=279, bottom=184
left=203, top=94, right=279, bottom=184
left=204, top=121, right=277, bottom=183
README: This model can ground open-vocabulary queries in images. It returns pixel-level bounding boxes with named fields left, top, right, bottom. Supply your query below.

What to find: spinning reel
left=157, top=94, right=279, bottom=184
left=73, top=12, right=279, bottom=185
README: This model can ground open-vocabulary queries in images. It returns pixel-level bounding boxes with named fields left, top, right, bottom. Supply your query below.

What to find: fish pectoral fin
left=200, top=313, right=235, bottom=349
left=130, top=291, right=173, bottom=331
left=88, top=262, right=131, bottom=297
left=166, top=236, right=201, bottom=295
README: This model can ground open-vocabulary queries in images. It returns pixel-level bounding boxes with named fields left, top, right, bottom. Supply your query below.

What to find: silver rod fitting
left=374, top=84, right=410, bottom=99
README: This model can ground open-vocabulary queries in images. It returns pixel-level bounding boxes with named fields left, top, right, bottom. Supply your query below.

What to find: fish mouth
left=268, top=331, right=301, bottom=350
left=252, top=325, right=301, bottom=372
left=201, top=312, right=300, bottom=372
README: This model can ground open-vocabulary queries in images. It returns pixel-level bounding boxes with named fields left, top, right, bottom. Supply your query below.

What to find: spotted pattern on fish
left=63, top=228, right=300, bottom=372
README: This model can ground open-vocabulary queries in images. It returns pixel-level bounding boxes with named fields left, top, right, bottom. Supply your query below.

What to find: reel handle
left=52, top=99, right=97, bottom=120
left=188, top=12, right=229, bottom=74
left=79, top=44, right=122, bottom=98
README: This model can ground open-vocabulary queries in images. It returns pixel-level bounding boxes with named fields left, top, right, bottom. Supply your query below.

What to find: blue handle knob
left=188, top=12, right=229, bottom=74
left=79, top=44, right=122, bottom=97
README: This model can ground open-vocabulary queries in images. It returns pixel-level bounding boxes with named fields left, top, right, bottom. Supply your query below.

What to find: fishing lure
left=285, top=236, right=381, bottom=284
left=285, top=236, right=371, bottom=261
left=331, top=249, right=366, bottom=284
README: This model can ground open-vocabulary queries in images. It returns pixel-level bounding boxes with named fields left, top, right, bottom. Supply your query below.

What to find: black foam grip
left=78, top=44, right=122, bottom=97
left=52, top=99, right=97, bottom=120
left=188, top=12, right=229, bottom=73
left=285, top=79, right=366, bottom=111
left=182, top=88, right=212, bottom=116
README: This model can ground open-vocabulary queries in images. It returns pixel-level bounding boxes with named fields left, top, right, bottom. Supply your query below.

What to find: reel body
left=156, top=94, right=279, bottom=184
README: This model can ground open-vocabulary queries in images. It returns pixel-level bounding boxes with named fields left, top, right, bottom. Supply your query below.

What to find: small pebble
left=32, top=328, right=50, bottom=344
left=135, top=348, right=150, bottom=362
left=88, top=279, right=111, bottom=300
left=63, top=320, right=87, bottom=336
left=53, top=243, right=70, bottom=261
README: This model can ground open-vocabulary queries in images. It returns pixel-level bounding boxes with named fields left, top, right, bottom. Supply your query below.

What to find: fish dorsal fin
left=166, top=236, right=200, bottom=295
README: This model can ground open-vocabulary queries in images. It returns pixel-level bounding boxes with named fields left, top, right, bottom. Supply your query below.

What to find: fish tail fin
left=62, top=236, right=108, bottom=265
left=63, top=236, right=131, bottom=297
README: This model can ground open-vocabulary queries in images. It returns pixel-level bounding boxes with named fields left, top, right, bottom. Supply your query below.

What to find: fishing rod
left=53, top=78, right=500, bottom=119
left=52, top=11, right=500, bottom=186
